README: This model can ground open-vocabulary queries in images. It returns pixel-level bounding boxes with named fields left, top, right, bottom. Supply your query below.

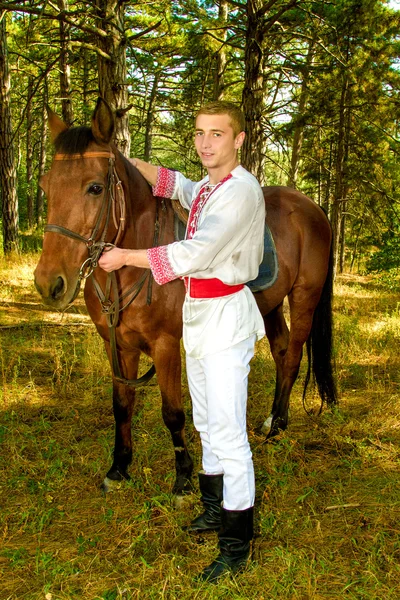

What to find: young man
left=98, top=101, right=265, bottom=583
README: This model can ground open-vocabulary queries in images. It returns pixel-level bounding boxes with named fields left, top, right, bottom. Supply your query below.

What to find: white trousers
left=186, top=334, right=256, bottom=511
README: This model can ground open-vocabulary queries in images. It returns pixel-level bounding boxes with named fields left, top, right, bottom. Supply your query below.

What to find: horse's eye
left=87, top=184, right=103, bottom=196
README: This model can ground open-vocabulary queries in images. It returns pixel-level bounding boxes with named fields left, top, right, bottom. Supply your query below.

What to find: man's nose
left=202, top=134, right=212, bottom=148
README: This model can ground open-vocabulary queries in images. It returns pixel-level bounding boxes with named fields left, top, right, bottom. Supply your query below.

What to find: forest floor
left=1, top=253, right=400, bottom=600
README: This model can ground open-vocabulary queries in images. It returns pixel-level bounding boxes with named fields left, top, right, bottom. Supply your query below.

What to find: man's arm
left=98, top=248, right=150, bottom=272
left=130, top=158, right=158, bottom=186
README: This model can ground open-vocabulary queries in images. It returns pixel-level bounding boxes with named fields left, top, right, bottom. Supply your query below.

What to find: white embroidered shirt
left=147, top=165, right=266, bottom=358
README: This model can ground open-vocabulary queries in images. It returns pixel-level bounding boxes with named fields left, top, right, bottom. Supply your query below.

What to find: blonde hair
left=196, top=101, right=245, bottom=137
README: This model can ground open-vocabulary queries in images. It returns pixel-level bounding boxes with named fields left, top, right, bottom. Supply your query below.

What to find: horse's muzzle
left=33, top=269, right=72, bottom=309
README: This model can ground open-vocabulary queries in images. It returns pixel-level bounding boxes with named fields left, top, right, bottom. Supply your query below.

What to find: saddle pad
left=174, top=213, right=187, bottom=242
left=174, top=214, right=278, bottom=293
left=246, top=223, right=278, bottom=292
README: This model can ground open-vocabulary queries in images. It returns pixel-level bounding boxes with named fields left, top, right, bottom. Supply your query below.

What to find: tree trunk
left=213, top=0, right=228, bottom=100
left=82, top=47, right=92, bottom=126
left=58, top=0, right=74, bottom=125
left=339, top=86, right=352, bottom=274
left=350, top=214, right=365, bottom=272
left=241, top=0, right=296, bottom=183
left=317, top=119, right=322, bottom=206
left=143, top=72, right=160, bottom=162
left=0, top=16, right=19, bottom=254
left=241, top=0, right=266, bottom=182
left=95, top=0, right=130, bottom=156
left=26, top=77, right=34, bottom=228
left=339, top=208, right=346, bottom=273
left=331, top=77, right=349, bottom=276
left=36, top=85, right=48, bottom=226
left=322, top=137, right=333, bottom=215
left=287, top=38, right=315, bottom=188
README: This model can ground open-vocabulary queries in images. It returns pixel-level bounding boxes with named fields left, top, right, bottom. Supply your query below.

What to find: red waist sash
left=183, top=277, right=244, bottom=299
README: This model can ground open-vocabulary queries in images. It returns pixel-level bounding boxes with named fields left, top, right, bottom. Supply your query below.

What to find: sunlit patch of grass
left=1, top=258, right=400, bottom=598
left=333, top=274, right=400, bottom=401
left=0, top=252, right=40, bottom=297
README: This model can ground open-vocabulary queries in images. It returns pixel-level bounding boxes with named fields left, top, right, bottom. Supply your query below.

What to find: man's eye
left=88, top=184, right=103, bottom=195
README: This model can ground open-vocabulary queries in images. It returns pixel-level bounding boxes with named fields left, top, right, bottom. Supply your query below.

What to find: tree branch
left=260, top=0, right=284, bottom=19
left=70, top=40, right=111, bottom=60
left=225, top=0, right=246, bottom=11
left=0, top=2, right=108, bottom=37
left=127, top=19, right=163, bottom=41
left=264, top=0, right=298, bottom=35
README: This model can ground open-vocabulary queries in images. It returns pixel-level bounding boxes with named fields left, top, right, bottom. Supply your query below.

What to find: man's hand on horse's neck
left=130, top=158, right=158, bottom=186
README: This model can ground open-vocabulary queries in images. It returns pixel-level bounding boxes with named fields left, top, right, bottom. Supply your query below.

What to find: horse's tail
left=303, top=237, right=338, bottom=410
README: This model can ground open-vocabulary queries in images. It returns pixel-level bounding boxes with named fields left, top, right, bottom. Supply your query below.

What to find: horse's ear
left=91, top=98, right=115, bottom=144
left=47, top=106, right=68, bottom=142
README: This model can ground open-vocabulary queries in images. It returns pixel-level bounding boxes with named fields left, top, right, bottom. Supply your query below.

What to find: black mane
left=54, top=126, right=95, bottom=155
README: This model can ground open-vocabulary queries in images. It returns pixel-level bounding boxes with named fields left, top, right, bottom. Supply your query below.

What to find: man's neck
left=207, top=161, right=239, bottom=185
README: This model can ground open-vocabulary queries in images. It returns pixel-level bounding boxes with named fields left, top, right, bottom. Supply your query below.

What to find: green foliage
left=367, top=224, right=400, bottom=274
left=19, top=230, right=43, bottom=252
left=1, top=0, right=400, bottom=268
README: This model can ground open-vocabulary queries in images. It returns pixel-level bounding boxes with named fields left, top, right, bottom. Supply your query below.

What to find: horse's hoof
left=172, top=476, right=194, bottom=496
left=174, top=494, right=189, bottom=510
left=261, top=415, right=273, bottom=435
left=101, top=477, right=123, bottom=493
left=173, top=490, right=198, bottom=510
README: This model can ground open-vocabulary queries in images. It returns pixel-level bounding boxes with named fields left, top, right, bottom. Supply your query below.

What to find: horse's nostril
left=51, top=276, right=65, bottom=300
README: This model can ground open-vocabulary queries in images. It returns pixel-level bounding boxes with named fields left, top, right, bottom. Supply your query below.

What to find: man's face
left=194, top=113, right=245, bottom=171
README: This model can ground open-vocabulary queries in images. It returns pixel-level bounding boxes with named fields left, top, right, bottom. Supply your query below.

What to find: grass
left=1, top=255, right=400, bottom=599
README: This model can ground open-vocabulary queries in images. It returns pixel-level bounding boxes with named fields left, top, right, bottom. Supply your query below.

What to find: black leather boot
left=197, top=506, right=253, bottom=583
left=184, top=472, right=223, bottom=533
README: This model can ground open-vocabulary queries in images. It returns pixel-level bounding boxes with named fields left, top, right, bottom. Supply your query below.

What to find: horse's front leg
left=101, top=347, right=140, bottom=492
left=152, top=337, right=193, bottom=498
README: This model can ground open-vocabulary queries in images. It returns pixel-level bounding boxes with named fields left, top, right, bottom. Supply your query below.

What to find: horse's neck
left=117, top=155, right=158, bottom=250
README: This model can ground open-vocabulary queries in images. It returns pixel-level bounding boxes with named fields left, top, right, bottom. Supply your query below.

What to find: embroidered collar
left=186, top=173, right=232, bottom=240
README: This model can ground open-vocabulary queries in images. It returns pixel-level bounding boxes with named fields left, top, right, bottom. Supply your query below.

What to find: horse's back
left=263, top=185, right=331, bottom=249
left=263, top=185, right=328, bottom=223
left=256, top=186, right=331, bottom=313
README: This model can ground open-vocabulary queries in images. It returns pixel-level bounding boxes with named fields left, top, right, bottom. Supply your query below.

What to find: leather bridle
left=46, top=151, right=123, bottom=283
left=44, top=150, right=158, bottom=387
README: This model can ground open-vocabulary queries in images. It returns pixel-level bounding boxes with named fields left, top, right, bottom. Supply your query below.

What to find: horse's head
left=34, top=98, right=122, bottom=310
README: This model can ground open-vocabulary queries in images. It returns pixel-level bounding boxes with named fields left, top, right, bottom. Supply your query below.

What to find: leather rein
left=44, top=150, right=161, bottom=387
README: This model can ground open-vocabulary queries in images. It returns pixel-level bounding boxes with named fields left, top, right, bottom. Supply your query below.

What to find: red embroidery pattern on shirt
left=147, top=246, right=177, bottom=285
left=186, top=173, right=232, bottom=239
left=152, top=167, right=176, bottom=198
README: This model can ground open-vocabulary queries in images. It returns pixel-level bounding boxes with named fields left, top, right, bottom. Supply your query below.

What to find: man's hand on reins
left=98, top=247, right=150, bottom=272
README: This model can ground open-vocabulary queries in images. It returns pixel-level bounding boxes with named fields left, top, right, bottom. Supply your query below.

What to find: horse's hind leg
left=262, top=302, right=289, bottom=435
left=153, top=338, right=194, bottom=498
left=267, top=288, right=320, bottom=438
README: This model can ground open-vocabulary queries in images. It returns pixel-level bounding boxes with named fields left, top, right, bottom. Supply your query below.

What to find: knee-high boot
left=185, top=472, right=223, bottom=533
left=197, top=506, right=253, bottom=583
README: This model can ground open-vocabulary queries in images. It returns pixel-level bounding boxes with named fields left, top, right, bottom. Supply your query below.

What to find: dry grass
left=1, top=257, right=400, bottom=599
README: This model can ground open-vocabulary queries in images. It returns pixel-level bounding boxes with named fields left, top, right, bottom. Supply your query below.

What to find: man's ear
left=234, top=131, right=245, bottom=149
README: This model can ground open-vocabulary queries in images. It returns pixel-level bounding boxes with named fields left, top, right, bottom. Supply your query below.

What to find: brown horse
left=34, top=99, right=336, bottom=496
